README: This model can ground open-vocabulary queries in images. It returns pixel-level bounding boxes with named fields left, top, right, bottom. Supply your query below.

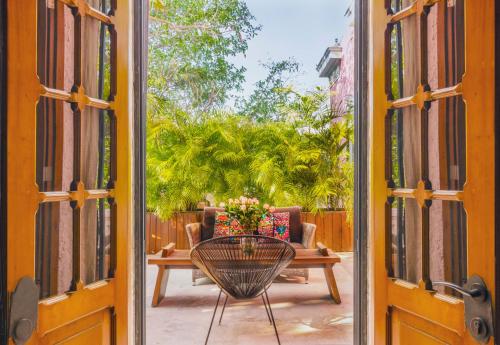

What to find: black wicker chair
left=190, top=235, right=296, bottom=345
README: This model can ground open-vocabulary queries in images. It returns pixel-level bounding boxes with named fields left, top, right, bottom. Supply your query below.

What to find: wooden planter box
left=145, top=211, right=352, bottom=254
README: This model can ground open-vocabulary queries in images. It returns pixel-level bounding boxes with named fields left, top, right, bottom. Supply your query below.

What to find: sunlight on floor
left=146, top=253, right=353, bottom=345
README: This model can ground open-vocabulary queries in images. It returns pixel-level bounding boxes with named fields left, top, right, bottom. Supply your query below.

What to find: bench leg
left=152, top=265, right=170, bottom=307
left=323, top=264, right=341, bottom=304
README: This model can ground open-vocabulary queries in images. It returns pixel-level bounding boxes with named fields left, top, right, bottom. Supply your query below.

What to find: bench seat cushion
left=289, top=242, right=305, bottom=249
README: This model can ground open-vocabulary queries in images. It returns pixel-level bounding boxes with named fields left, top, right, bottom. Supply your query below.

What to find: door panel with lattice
left=371, top=0, right=495, bottom=344
left=7, top=0, right=132, bottom=343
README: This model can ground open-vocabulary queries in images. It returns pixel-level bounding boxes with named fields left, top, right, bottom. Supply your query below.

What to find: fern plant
left=146, top=88, right=354, bottom=221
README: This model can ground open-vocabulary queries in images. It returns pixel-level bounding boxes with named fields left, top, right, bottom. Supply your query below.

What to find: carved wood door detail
left=371, top=0, right=495, bottom=343
left=7, top=1, right=132, bottom=343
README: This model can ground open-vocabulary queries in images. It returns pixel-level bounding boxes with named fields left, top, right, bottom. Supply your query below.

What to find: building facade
left=316, top=6, right=354, bottom=114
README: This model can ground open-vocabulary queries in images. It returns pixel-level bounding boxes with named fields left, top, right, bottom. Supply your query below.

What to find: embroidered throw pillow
left=213, top=211, right=231, bottom=237
left=257, top=214, right=274, bottom=237
left=228, top=217, right=243, bottom=235
left=214, top=211, right=242, bottom=237
left=272, top=212, right=290, bottom=242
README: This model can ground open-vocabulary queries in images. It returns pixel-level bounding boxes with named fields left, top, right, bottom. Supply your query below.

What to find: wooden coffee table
left=148, top=242, right=342, bottom=307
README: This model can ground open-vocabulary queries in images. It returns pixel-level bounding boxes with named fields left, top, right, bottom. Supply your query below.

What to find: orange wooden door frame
left=0, top=0, right=7, bottom=342
left=370, top=0, right=496, bottom=344
left=6, top=1, right=134, bottom=344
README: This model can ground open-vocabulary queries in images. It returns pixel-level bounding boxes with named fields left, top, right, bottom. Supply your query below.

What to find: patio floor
left=146, top=252, right=353, bottom=345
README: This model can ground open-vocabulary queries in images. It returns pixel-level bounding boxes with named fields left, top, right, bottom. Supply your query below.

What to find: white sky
left=231, top=0, right=353, bottom=98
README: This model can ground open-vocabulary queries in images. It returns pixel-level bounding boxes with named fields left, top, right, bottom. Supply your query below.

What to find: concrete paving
left=146, top=252, right=353, bottom=345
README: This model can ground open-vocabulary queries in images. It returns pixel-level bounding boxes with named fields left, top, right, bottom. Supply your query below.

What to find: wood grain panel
left=7, top=0, right=132, bottom=343
left=324, top=211, right=334, bottom=249
left=39, top=308, right=111, bottom=345
left=146, top=211, right=352, bottom=251
left=153, top=215, right=159, bottom=253
left=145, top=213, right=151, bottom=254
left=177, top=213, right=186, bottom=249
left=332, top=212, right=342, bottom=251
left=159, top=218, right=168, bottom=249
left=341, top=212, right=352, bottom=250
left=314, top=212, right=324, bottom=247
left=168, top=216, right=176, bottom=250
left=390, top=307, right=463, bottom=345
left=371, top=0, right=495, bottom=343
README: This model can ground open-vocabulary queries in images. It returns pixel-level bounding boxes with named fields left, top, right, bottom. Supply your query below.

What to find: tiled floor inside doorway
left=146, top=252, right=353, bottom=345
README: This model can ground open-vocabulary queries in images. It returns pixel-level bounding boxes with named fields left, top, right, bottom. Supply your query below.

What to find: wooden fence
left=145, top=211, right=352, bottom=254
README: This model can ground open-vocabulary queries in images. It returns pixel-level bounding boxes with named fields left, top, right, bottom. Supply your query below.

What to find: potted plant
left=221, top=196, right=275, bottom=235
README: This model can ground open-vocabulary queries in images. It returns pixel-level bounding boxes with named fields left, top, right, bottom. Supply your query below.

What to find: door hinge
left=8, top=277, right=38, bottom=345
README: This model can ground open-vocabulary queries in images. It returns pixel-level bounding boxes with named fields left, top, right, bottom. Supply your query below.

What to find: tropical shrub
left=146, top=88, right=353, bottom=220
left=146, top=1, right=353, bottom=222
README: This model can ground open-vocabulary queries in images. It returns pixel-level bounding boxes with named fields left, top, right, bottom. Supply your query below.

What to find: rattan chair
left=186, top=206, right=316, bottom=284
left=190, top=235, right=296, bottom=345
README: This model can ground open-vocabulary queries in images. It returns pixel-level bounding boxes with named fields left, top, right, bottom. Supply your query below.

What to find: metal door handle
left=9, top=277, right=39, bottom=345
left=432, top=280, right=485, bottom=299
left=432, top=275, right=493, bottom=343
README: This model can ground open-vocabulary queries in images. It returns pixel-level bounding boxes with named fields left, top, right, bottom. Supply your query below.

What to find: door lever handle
left=9, top=277, right=39, bottom=345
left=432, top=275, right=493, bottom=343
left=432, top=280, right=485, bottom=299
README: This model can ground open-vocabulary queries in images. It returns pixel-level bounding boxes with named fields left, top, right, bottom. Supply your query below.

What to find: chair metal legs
left=264, top=289, right=281, bottom=345
left=218, top=294, right=228, bottom=325
left=206, top=289, right=281, bottom=345
left=261, top=294, right=272, bottom=324
left=217, top=294, right=271, bottom=325
left=205, top=290, right=222, bottom=345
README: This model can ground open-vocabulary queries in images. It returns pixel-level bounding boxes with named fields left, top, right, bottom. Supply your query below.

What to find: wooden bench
left=148, top=242, right=342, bottom=307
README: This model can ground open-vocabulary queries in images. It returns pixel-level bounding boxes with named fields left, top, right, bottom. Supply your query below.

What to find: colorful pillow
left=272, top=212, right=290, bottom=242
left=214, top=211, right=242, bottom=237
left=228, top=218, right=243, bottom=235
left=258, top=214, right=274, bottom=237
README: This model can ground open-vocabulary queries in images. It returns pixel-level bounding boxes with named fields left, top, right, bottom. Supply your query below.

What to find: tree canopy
left=146, top=0, right=354, bottom=221
left=148, top=0, right=261, bottom=115
left=236, top=59, right=300, bottom=122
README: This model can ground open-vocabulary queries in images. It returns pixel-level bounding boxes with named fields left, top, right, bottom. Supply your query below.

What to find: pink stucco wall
left=427, top=8, right=445, bottom=285
left=330, top=24, right=354, bottom=112
left=57, top=5, right=75, bottom=294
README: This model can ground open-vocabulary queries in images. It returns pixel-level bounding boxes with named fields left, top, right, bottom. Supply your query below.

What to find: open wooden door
left=7, top=0, right=133, bottom=344
left=371, top=0, right=495, bottom=344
